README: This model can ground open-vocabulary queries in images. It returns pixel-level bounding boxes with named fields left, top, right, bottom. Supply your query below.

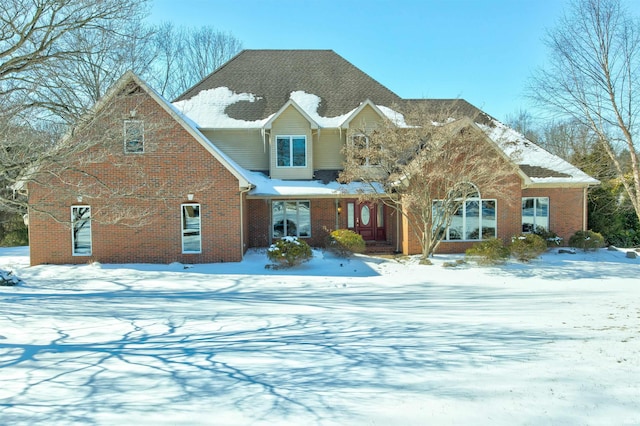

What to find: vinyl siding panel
left=348, top=104, right=384, bottom=133
left=201, top=129, right=268, bottom=170
left=313, top=128, right=344, bottom=169
left=270, top=106, right=313, bottom=179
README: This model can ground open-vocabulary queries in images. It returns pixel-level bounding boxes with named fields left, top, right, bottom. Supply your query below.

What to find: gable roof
left=175, top=49, right=402, bottom=121
left=92, top=71, right=253, bottom=188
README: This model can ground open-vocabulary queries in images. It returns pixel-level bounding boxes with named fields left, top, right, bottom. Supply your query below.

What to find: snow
left=477, top=120, right=600, bottom=185
left=173, top=87, right=406, bottom=131
left=245, top=169, right=384, bottom=197
left=1, top=246, right=639, bottom=425
left=173, top=87, right=271, bottom=129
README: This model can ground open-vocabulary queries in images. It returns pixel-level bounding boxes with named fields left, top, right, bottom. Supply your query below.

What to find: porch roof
left=244, top=171, right=385, bottom=199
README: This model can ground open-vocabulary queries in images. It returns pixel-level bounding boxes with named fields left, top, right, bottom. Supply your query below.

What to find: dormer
left=264, top=100, right=318, bottom=180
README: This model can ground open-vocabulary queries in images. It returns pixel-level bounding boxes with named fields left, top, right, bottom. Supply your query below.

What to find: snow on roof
left=289, top=91, right=352, bottom=128
left=477, top=120, right=599, bottom=186
left=140, top=82, right=254, bottom=185
left=172, top=87, right=272, bottom=128
left=173, top=87, right=402, bottom=130
left=245, top=170, right=384, bottom=197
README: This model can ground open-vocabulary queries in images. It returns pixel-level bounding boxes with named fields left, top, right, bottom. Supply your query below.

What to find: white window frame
left=124, top=120, right=144, bottom=154
left=351, top=134, right=378, bottom=166
left=522, top=197, right=549, bottom=233
left=71, top=205, right=92, bottom=256
left=272, top=200, right=311, bottom=238
left=436, top=187, right=497, bottom=241
left=181, top=203, right=202, bottom=254
left=275, top=135, right=307, bottom=168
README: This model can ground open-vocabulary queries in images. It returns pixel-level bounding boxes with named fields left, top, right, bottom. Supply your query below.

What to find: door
left=356, top=202, right=376, bottom=241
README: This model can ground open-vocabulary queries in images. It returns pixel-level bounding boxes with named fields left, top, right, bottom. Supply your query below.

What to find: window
left=436, top=194, right=497, bottom=241
left=272, top=201, right=311, bottom=238
left=71, top=206, right=92, bottom=256
left=276, top=136, right=306, bottom=167
left=522, top=197, right=549, bottom=232
left=181, top=204, right=201, bottom=253
left=351, top=134, right=378, bottom=166
left=347, top=202, right=355, bottom=228
left=124, top=120, right=144, bottom=153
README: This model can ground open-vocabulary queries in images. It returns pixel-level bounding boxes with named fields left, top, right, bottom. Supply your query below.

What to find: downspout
left=335, top=198, right=340, bottom=230
left=395, top=201, right=401, bottom=253
left=583, top=186, right=588, bottom=231
left=239, top=186, right=253, bottom=259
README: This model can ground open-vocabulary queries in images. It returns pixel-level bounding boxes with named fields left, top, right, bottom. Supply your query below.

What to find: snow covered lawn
left=0, top=246, right=639, bottom=425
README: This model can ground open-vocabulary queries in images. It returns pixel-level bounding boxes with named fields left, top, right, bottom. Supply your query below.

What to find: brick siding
left=29, top=82, right=243, bottom=265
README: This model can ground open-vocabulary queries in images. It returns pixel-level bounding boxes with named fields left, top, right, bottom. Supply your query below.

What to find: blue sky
left=148, top=0, right=592, bottom=121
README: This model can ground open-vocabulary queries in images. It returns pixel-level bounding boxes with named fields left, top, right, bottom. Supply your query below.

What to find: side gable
left=92, top=71, right=253, bottom=189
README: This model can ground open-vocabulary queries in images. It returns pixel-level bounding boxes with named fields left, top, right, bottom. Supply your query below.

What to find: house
left=27, top=50, right=598, bottom=265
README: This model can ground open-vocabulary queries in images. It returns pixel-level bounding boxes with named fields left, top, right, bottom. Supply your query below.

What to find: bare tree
left=148, top=23, right=242, bottom=100
left=340, top=103, right=518, bottom=259
left=529, top=0, right=640, bottom=222
left=505, top=108, right=540, bottom=143
left=0, top=0, right=150, bottom=121
left=0, top=0, right=151, bottom=218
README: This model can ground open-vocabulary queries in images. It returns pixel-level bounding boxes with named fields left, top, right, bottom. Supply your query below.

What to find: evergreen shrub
left=465, top=238, right=510, bottom=265
left=568, top=230, right=605, bottom=251
left=267, top=236, right=312, bottom=268
left=326, top=229, right=366, bottom=257
left=510, top=233, right=547, bottom=262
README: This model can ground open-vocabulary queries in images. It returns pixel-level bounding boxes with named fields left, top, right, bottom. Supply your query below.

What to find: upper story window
left=124, top=120, right=144, bottom=154
left=276, top=136, right=306, bottom=167
left=522, top=197, right=549, bottom=232
left=351, top=134, right=379, bottom=166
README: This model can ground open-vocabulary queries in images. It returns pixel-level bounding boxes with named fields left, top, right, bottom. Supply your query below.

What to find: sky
left=147, top=0, right=624, bottom=122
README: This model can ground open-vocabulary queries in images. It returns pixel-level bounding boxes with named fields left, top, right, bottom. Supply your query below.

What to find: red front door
left=356, top=202, right=376, bottom=241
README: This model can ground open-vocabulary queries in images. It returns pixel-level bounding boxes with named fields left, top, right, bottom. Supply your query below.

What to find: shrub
left=465, top=238, right=510, bottom=265
left=568, top=230, right=605, bottom=251
left=510, top=233, right=547, bottom=262
left=606, top=229, right=640, bottom=248
left=533, top=226, right=563, bottom=247
left=266, top=236, right=312, bottom=268
left=326, top=229, right=366, bottom=257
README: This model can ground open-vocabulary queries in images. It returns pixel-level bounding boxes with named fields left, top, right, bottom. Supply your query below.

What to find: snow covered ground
left=0, top=246, right=638, bottom=425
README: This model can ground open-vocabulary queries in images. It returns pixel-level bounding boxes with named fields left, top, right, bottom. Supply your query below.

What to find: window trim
left=71, top=205, right=92, bottom=256
left=351, top=133, right=379, bottom=166
left=275, top=135, right=307, bottom=168
left=271, top=200, right=311, bottom=238
left=181, top=203, right=202, bottom=254
left=124, top=120, right=144, bottom=154
left=437, top=197, right=498, bottom=242
left=522, top=197, right=549, bottom=233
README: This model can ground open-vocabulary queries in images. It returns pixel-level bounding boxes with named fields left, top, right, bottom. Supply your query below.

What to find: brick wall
left=522, top=186, right=586, bottom=242
left=28, top=81, right=243, bottom=265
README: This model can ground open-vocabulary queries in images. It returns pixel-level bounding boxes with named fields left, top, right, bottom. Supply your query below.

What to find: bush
left=533, top=226, right=563, bottom=247
left=606, top=229, right=640, bottom=248
left=266, top=236, right=312, bottom=268
left=510, top=233, right=547, bottom=262
left=465, top=238, right=510, bottom=265
left=568, top=230, right=605, bottom=251
left=326, top=229, right=366, bottom=257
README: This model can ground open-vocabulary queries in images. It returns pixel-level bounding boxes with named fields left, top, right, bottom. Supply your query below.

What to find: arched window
left=438, top=183, right=497, bottom=241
